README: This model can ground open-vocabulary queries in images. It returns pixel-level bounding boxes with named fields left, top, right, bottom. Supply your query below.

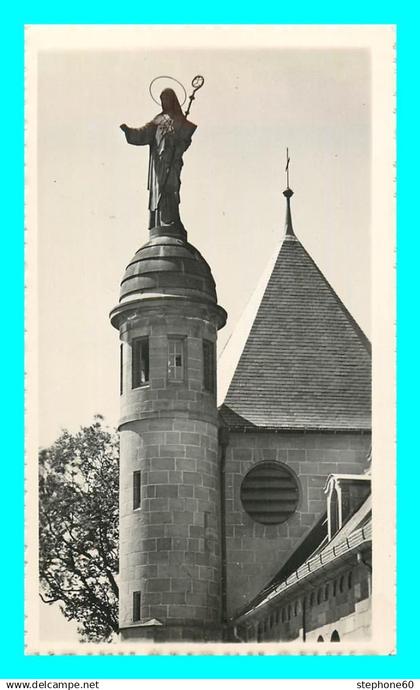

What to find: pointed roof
left=220, top=189, right=371, bottom=431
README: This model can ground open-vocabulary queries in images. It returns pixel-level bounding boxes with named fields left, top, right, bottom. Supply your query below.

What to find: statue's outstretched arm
left=120, top=122, right=156, bottom=146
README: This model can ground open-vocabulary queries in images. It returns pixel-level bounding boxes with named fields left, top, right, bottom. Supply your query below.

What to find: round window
left=240, top=461, right=299, bottom=525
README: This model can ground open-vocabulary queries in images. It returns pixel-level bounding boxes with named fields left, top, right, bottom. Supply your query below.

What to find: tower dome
left=118, top=230, right=218, bottom=305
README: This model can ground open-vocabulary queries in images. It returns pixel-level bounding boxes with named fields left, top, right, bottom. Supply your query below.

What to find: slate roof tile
left=222, top=232, right=371, bottom=431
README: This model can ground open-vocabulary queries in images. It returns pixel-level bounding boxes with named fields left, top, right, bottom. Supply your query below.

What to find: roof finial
left=283, top=147, right=295, bottom=236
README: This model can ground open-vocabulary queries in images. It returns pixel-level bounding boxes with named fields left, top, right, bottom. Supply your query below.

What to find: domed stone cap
left=119, top=234, right=218, bottom=305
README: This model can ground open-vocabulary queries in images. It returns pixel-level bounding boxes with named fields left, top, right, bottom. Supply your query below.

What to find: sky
left=26, top=25, right=391, bottom=646
left=35, top=30, right=372, bottom=452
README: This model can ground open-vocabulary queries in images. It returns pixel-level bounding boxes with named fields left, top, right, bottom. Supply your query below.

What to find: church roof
left=221, top=189, right=371, bottom=431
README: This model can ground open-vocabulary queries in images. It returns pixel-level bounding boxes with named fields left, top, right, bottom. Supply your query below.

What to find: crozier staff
left=120, top=88, right=196, bottom=229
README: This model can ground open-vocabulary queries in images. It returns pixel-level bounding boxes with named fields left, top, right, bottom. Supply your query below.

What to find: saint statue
left=120, top=88, right=197, bottom=229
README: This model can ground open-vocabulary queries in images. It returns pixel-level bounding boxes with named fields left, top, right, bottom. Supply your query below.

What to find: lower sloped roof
left=234, top=495, right=372, bottom=621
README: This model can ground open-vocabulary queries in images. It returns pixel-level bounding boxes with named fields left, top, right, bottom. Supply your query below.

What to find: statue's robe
left=122, top=114, right=196, bottom=227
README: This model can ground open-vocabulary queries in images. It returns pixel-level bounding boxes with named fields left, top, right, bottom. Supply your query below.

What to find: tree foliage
left=39, top=416, right=119, bottom=642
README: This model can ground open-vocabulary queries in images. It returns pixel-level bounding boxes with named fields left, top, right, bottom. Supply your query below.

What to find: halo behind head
left=149, top=76, right=187, bottom=107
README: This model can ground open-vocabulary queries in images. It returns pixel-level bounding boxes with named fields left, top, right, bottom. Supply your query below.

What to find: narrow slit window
left=120, top=343, right=124, bottom=395
left=168, top=338, right=185, bottom=381
left=133, top=591, right=141, bottom=622
left=132, top=337, right=149, bottom=388
left=133, top=470, right=141, bottom=510
left=203, top=340, right=215, bottom=394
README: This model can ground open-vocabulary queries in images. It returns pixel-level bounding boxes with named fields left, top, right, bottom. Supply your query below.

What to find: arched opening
left=331, top=630, right=340, bottom=642
left=317, top=635, right=324, bottom=642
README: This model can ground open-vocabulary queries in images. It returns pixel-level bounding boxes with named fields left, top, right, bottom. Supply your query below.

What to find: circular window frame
left=240, top=461, right=300, bottom=525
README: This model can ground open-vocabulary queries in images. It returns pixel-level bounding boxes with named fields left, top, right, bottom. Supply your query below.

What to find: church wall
left=223, top=430, right=371, bottom=616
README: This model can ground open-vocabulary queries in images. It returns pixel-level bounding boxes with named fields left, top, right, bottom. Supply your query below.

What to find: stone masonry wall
left=118, top=305, right=223, bottom=639
left=119, top=418, right=221, bottom=633
left=119, top=309, right=218, bottom=427
left=224, top=430, right=371, bottom=616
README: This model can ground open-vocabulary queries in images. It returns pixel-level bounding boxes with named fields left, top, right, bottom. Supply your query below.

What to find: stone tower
left=110, top=220, right=226, bottom=641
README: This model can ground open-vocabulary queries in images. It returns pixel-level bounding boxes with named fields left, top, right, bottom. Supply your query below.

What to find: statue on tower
left=120, top=76, right=204, bottom=230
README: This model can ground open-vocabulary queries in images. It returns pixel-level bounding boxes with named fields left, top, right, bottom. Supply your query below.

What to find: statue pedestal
left=149, top=223, right=187, bottom=242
